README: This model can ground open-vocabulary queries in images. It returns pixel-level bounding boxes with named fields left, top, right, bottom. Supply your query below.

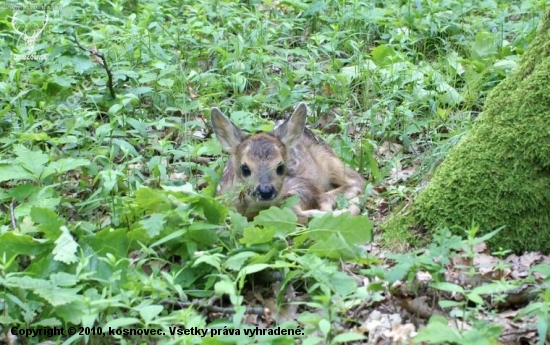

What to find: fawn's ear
left=273, top=103, right=307, bottom=148
left=211, top=108, right=246, bottom=152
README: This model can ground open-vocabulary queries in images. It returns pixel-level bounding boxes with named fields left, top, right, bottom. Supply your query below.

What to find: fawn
left=211, top=103, right=365, bottom=224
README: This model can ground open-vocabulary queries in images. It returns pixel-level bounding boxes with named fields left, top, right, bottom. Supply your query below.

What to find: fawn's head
left=211, top=103, right=307, bottom=203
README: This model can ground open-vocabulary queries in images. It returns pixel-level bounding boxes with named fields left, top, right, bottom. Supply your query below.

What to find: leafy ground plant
left=1, top=0, right=549, bottom=344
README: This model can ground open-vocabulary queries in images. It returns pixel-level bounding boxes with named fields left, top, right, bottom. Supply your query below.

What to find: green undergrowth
left=0, top=174, right=374, bottom=344
left=0, top=0, right=549, bottom=343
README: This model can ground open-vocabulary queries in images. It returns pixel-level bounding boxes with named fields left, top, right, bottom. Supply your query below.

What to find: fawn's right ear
left=211, top=108, right=245, bottom=152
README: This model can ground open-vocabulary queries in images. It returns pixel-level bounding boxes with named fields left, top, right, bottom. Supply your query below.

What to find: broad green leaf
left=214, top=280, right=235, bottom=296
left=339, top=62, right=377, bottom=84
left=229, top=74, right=246, bottom=93
left=108, top=103, right=123, bottom=116
left=462, top=328, right=500, bottom=345
left=85, top=228, right=128, bottom=257
left=44, top=158, right=90, bottom=177
left=466, top=292, right=483, bottom=305
left=140, top=213, right=165, bottom=238
left=162, top=184, right=196, bottom=194
left=149, top=229, right=185, bottom=248
left=197, top=139, right=223, bottom=156
left=330, top=271, right=358, bottom=297
left=157, top=78, right=174, bottom=87
left=136, top=187, right=170, bottom=211
left=0, top=315, right=19, bottom=325
left=304, top=1, right=326, bottom=16
left=81, top=312, right=98, bottom=330
left=298, top=310, right=322, bottom=325
left=470, top=282, right=513, bottom=295
left=438, top=300, right=462, bottom=309
left=493, top=59, right=517, bottom=71
left=16, top=186, right=61, bottom=216
left=115, top=69, right=139, bottom=79
left=30, top=207, right=63, bottom=239
left=240, top=226, right=276, bottom=246
left=531, top=264, right=550, bottom=277
left=254, top=207, right=297, bottom=234
left=413, top=316, right=462, bottom=343
left=52, top=75, right=76, bottom=87
left=9, top=183, right=38, bottom=201
left=384, top=262, right=412, bottom=283
left=53, top=226, right=79, bottom=264
left=188, top=223, right=219, bottom=246
left=472, top=30, right=498, bottom=59
left=229, top=210, right=249, bottom=234
left=371, top=44, right=399, bottom=67
left=6, top=276, right=52, bottom=289
left=193, top=253, right=222, bottom=270
left=18, top=132, right=49, bottom=142
left=309, top=232, right=355, bottom=259
left=193, top=195, right=228, bottom=224
left=24, top=253, right=66, bottom=278
left=430, top=282, right=465, bottom=294
left=238, top=264, right=270, bottom=277
left=32, top=318, right=62, bottom=327
left=50, top=300, right=86, bottom=325
left=126, top=118, right=148, bottom=135
left=308, top=213, right=373, bottom=245
left=14, top=147, right=49, bottom=178
left=99, top=169, right=122, bottom=193
left=318, top=319, right=331, bottom=337
left=138, top=305, right=164, bottom=324
left=49, top=272, right=78, bottom=287
left=79, top=244, right=117, bottom=283
left=447, top=52, right=465, bottom=75
left=517, top=301, right=543, bottom=318
left=437, top=82, right=463, bottom=106
left=72, top=56, right=95, bottom=74
left=224, top=252, right=257, bottom=271
left=248, top=246, right=280, bottom=265
left=0, top=232, right=51, bottom=257
left=536, top=310, right=549, bottom=344
left=112, top=138, right=140, bottom=156
left=0, top=164, right=36, bottom=182
left=127, top=86, right=153, bottom=95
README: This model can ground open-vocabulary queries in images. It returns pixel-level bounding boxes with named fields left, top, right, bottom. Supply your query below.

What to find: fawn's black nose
left=256, top=184, right=277, bottom=201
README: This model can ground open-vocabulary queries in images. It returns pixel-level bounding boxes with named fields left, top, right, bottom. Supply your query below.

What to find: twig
left=10, top=198, right=17, bottom=229
left=161, top=299, right=267, bottom=316
left=66, top=32, right=116, bottom=99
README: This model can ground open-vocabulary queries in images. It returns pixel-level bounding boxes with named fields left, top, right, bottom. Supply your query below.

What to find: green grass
left=0, top=0, right=549, bottom=344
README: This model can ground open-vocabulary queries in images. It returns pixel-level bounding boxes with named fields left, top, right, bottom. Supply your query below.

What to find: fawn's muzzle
left=255, top=184, right=277, bottom=201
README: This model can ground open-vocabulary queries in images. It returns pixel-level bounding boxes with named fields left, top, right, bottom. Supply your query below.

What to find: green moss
left=383, top=10, right=550, bottom=253
left=379, top=210, right=425, bottom=252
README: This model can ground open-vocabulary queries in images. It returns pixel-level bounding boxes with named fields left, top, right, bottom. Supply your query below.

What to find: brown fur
left=211, top=103, right=365, bottom=224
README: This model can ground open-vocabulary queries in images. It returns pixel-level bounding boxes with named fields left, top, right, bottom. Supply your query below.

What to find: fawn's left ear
left=273, top=103, right=307, bottom=148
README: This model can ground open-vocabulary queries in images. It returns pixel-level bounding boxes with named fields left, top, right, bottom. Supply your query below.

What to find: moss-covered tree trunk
left=384, top=9, right=550, bottom=253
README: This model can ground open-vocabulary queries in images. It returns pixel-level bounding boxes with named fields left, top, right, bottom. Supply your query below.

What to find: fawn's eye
left=276, top=163, right=285, bottom=175
left=241, top=164, right=251, bottom=177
